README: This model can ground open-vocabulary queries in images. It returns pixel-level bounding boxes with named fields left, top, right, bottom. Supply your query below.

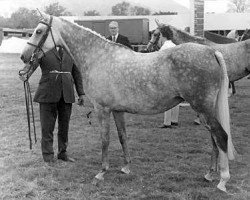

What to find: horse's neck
left=59, top=19, right=111, bottom=71
left=172, top=28, right=212, bottom=45
left=204, top=31, right=237, bottom=44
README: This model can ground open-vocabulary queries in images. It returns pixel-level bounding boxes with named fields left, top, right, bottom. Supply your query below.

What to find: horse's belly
left=109, top=93, right=179, bottom=114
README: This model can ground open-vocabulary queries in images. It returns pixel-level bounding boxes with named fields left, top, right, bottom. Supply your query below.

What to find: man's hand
left=19, top=74, right=28, bottom=82
left=77, top=95, right=85, bottom=106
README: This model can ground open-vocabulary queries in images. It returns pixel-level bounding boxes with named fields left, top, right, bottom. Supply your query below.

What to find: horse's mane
left=161, top=24, right=213, bottom=45
left=204, top=31, right=237, bottom=44
left=59, top=17, right=132, bottom=50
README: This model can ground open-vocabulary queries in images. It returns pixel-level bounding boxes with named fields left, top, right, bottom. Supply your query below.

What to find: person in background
left=227, top=29, right=239, bottom=41
left=19, top=46, right=85, bottom=163
left=157, top=29, right=180, bottom=129
left=107, top=21, right=132, bottom=49
left=0, top=28, right=3, bottom=46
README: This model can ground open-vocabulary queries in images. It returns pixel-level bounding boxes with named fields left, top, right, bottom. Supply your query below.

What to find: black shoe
left=159, top=124, right=172, bottom=129
left=193, top=118, right=201, bottom=125
left=43, top=155, right=55, bottom=163
left=171, top=122, right=178, bottom=126
left=57, top=154, right=75, bottom=162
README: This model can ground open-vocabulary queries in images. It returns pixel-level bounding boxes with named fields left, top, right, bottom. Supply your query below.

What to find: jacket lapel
left=52, top=47, right=62, bottom=61
left=116, top=34, right=120, bottom=43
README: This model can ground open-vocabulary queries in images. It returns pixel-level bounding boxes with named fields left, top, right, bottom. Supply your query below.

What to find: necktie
left=112, top=36, right=115, bottom=42
left=58, top=47, right=63, bottom=59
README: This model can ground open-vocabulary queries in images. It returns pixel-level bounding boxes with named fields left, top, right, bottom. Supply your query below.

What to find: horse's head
left=147, top=20, right=175, bottom=51
left=240, top=29, right=250, bottom=41
left=20, top=12, right=62, bottom=64
left=146, top=28, right=161, bottom=52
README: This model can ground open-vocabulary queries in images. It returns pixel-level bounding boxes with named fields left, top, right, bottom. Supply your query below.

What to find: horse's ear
left=155, top=19, right=159, bottom=26
left=155, top=19, right=161, bottom=27
left=36, top=9, right=50, bottom=21
left=155, top=19, right=164, bottom=28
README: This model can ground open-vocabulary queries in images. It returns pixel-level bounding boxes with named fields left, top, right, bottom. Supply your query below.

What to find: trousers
left=39, top=96, right=72, bottom=161
left=163, top=105, right=180, bottom=126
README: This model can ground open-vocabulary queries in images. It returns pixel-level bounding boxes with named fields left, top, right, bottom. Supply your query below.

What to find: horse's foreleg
left=205, top=135, right=219, bottom=182
left=94, top=109, right=111, bottom=183
left=112, top=111, right=131, bottom=174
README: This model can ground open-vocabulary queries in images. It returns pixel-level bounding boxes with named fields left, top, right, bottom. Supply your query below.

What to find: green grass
left=0, top=53, right=249, bottom=200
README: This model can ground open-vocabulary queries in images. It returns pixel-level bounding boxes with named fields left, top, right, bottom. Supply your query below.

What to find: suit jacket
left=107, top=34, right=132, bottom=49
left=30, top=48, right=84, bottom=103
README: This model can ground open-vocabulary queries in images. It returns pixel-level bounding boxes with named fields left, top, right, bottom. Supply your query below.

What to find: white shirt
left=159, top=40, right=176, bottom=51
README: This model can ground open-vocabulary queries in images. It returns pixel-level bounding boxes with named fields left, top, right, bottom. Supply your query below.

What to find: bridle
left=19, top=16, right=57, bottom=79
left=28, top=16, right=54, bottom=58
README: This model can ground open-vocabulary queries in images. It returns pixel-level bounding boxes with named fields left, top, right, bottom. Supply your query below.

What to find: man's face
left=109, top=25, right=119, bottom=36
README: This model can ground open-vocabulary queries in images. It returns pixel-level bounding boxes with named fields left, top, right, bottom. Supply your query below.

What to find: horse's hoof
left=92, top=177, right=103, bottom=186
left=121, top=166, right=130, bottom=174
left=95, top=171, right=105, bottom=180
left=217, top=183, right=227, bottom=193
left=204, top=173, right=213, bottom=182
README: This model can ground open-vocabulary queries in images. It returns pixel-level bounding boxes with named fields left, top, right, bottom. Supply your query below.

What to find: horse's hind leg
left=93, top=108, right=111, bottom=183
left=217, top=148, right=230, bottom=192
left=203, top=113, right=230, bottom=192
left=204, top=135, right=219, bottom=182
left=112, top=111, right=131, bottom=174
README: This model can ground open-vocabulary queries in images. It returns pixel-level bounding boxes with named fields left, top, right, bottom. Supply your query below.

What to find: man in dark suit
left=107, top=21, right=132, bottom=49
left=19, top=47, right=84, bottom=163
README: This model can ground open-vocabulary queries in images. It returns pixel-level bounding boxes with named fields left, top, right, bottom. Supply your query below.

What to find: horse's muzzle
left=20, top=54, right=25, bottom=62
left=20, top=54, right=30, bottom=64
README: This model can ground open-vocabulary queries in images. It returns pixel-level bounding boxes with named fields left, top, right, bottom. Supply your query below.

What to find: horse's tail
left=214, top=51, right=237, bottom=160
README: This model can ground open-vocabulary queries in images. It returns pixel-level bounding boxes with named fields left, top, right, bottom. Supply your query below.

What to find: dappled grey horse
left=20, top=13, right=236, bottom=192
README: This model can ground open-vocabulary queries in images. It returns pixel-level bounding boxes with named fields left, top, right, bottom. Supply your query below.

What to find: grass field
left=0, top=53, right=249, bottom=200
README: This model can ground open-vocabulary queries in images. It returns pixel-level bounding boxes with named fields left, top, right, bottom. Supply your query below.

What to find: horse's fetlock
left=220, top=170, right=230, bottom=181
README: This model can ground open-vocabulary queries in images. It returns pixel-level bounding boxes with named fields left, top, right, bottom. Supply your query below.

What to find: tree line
left=0, top=0, right=248, bottom=29
left=0, top=1, right=177, bottom=29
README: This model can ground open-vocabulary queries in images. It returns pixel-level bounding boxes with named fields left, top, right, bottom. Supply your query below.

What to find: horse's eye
left=36, top=29, right=42, bottom=34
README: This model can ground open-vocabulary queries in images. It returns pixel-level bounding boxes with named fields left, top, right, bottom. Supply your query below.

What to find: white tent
left=0, top=37, right=28, bottom=54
